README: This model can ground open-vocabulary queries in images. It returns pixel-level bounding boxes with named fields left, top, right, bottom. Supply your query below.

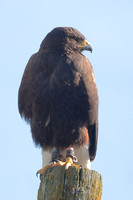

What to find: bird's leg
left=37, top=148, right=81, bottom=178
left=36, top=149, right=65, bottom=178
left=64, top=147, right=80, bottom=169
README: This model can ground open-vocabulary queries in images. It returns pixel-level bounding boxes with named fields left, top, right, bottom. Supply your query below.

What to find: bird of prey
left=18, top=27, right=98, bottom=176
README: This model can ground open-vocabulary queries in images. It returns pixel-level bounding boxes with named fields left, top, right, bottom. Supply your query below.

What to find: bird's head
left=40, top=27, right=92, bottom=54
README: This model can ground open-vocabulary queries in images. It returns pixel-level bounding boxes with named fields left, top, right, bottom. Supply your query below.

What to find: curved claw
left=36, top=160, right=65, bottom=179
left=36, top=171, right=42, bottom=180
left=64, top=156, right=81, bottom=170
left=49, top=159, right=60, bottom=164
left=36, top=171, right=39, bottom=177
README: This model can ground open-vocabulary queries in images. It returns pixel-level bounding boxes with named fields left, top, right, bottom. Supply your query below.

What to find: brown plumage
left=18, top=27, right=98, bottom=161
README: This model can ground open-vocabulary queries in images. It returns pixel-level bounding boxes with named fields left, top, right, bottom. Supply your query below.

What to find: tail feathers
left=88, top=122, right=98, bottom=161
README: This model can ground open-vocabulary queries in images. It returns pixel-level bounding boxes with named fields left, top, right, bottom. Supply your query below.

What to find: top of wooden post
left=38, top=166, right=102, bottom=200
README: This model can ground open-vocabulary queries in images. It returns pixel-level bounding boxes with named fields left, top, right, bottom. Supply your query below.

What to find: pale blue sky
left=1, top=0, right=133, bottom=199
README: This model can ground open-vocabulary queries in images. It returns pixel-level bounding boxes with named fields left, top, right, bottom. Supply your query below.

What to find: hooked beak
left=78, top=39, right=93, bottom=53
left=83, top=42, right=93, bottom=53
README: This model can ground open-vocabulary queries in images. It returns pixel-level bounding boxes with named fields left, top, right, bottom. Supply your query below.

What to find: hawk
left=18, top=27, right=98, bottom=175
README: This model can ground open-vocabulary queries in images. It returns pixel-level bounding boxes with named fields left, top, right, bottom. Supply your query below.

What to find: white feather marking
left=45, top=115, right=50, bottom=127
left=92, top=72, right=96, bottom=83
left=42, top=149, right=52, bottom=167
left=74, top=145, right=91, bottom=169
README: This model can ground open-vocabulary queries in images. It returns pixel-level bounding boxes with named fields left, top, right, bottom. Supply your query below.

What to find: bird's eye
left=74, top=38, right=79, bottom=43
left=70, top=36, right=78, bottom=43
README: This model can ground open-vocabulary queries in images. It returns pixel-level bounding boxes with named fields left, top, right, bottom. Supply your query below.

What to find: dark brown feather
left=18, top=27, right=98, bottom=161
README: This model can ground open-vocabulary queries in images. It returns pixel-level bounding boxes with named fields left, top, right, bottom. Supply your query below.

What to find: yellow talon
left=64, top=156, right=81, bottom=169
left=37, top=160, right=65, bottom=178
left=37, top=148, right=80, bottom=179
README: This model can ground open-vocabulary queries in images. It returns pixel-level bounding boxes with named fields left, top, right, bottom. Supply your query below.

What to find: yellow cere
left=79, top=39, right=89, bottom=48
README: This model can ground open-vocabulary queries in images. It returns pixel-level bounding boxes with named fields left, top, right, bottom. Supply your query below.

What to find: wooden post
left=37, top=166, right=102, bottom=200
